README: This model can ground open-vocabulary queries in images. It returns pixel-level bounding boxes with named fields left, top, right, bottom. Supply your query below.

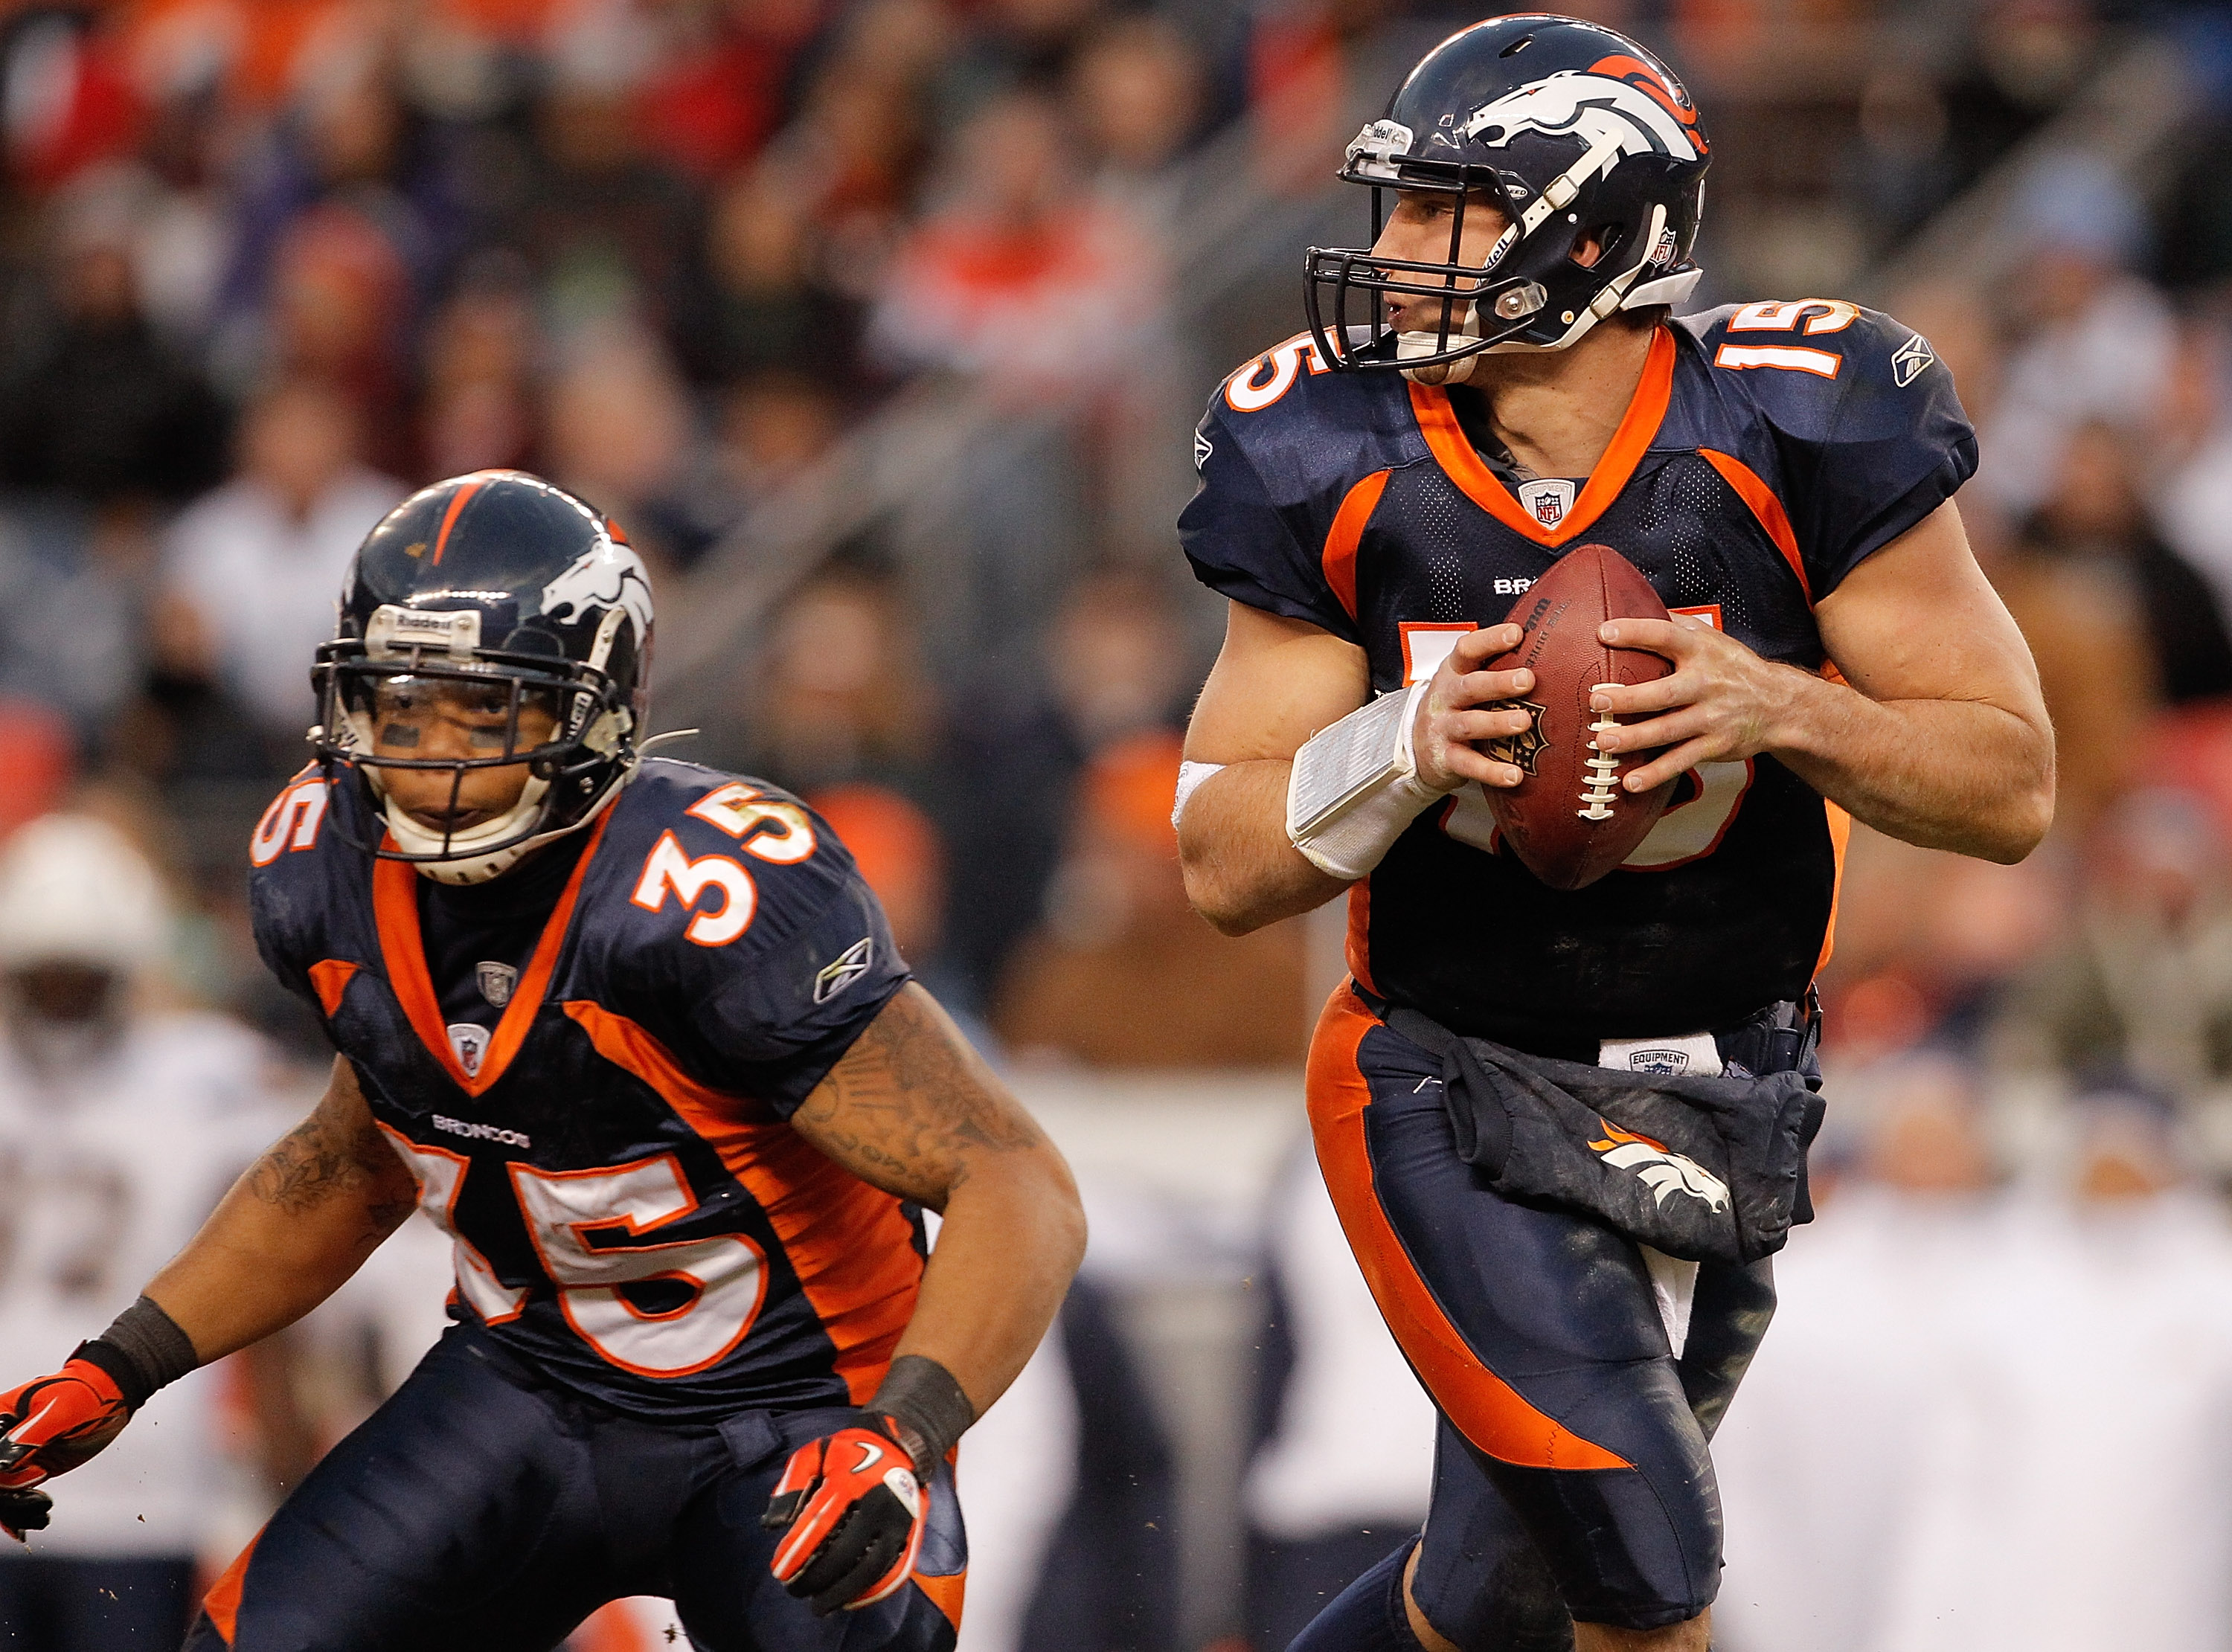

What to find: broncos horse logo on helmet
left=310, top=471, right=652, bottom=884
left=1305, top=13, right=1710, bottom=377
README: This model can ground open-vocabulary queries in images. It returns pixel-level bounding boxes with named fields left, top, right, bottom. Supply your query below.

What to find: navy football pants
left=1306, top=987, right=1776, bottom=1642
left=184, top=1324, right=965, bottom=1652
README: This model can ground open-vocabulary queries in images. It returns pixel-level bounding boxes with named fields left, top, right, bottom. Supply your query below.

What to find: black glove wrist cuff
left=75, top=1297, right=199, bottom=1411
left=870, top=1355, right=975, bottom=1479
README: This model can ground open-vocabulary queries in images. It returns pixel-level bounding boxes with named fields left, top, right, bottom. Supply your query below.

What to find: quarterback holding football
left=1176, top=15, right=2050, bottom=1652
left=0, top=472, right=1087, bottom=1649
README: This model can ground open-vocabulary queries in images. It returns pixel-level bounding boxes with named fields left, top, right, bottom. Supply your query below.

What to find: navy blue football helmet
left=1306, top=14, right=1710, bottom=376
left=310, top=471, right=651, bottom=884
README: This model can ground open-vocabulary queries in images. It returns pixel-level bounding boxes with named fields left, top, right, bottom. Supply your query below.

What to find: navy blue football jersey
left=1181, top=303, right=1976, bottom=1053
left=248, top=758, right=916, bottom=1424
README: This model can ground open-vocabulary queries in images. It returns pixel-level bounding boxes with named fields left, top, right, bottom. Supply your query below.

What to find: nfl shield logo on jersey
left=1518, top=479, right=1575, bottom=527
left=447, top=1023, right=491, bottom=1079
left=477, top=960, right=518, bottom=1008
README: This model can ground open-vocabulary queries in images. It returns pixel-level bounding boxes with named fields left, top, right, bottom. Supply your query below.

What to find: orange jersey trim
left=561, top=1000, right=924, bottom=1404
left=1322, top=469, right=1390, bottom=620
left=372, top=810, right=612, bottom=1096
left=307, top=959, right=359, bottom=1018
left=1699, top=449, right=1809, bottom=603
left=201, top=1529, right=261, bottom=1645
left=1307, top=986, right=1631, bottom=1471
left=1344, top=881, right=1378, bottom=997
left=912, top=1564, right=966, bottom=1630
left=1815, top=800, right=1852, bottom=977
left=1407, top=325, right=1675, bottom=550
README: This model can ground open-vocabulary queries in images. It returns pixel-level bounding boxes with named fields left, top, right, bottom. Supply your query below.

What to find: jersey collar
left=373, top=809, right=615, bottom=1096
left=1407, top=324, right=1675, bottom=550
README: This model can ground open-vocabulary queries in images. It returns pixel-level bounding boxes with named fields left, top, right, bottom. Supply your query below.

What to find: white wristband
left=1173, top=760, right=1225, bottom=829
left=1286, top=681, right=1452, bottom=881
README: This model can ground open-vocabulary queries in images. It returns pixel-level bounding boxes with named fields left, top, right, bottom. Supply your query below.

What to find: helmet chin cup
left=381, top=775, right=550, bottom=885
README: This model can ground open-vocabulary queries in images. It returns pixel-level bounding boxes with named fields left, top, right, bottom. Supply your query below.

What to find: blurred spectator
left=1998, top=788, right=2232, bottom=1098
left=1713, top=1055, right=2009, bottom=1652
left=651, top=370, right=845, bottom=569
left=105, top=589, right=285, bottom=798
left=162, top=379, right=408, bottom=740
left=214, top=45, right=465, bottom=414
left=992, top=729, right=1307, bottom=1067
left=0, top=501, right=153, bottom=739
left=539, top=324, right=697, bottom=565
left=633, top=0, right=826, bottom=182
left=937, top=567, right=1191, bottom=1011
left=0, top=814, right=309, bottom=1648
left=1721, top=1066, right=2232, bottom=1652
left=870, top=89, right=1162, bottom=395
left=1071, top=14, right=1204, bottom=206
left=1244, top=1145, right=1434, bottom=1651
left=1814, top=820, right=2068, bottom=1070
left=0, top=9, right=144, bottom=195
left=1977, top=153, right=2175, bottom=521
left=2158, top=319, right=2232, bottom=620
left=741, top=561, right=936, bottom=797
left=0, top=701, right=74, bottom=841
left=417, top=254, right=542, bottom=479
left=0, top=170, right=228, bottom=504
left=1983, top=505, right=2159, bottom=832
left=520, top=62, right=699, bottom=345
left=805, top=781, right=943, bottom=964
left=693, top=163, right=866, bottom=385
left=2015, top=420, right=2232, bottom=705
left=958, top=1274, right=1180, bottom=1652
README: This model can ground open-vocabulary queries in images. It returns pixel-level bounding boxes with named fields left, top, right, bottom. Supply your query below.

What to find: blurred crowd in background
left=2, top=0, right=2232, bottom=1644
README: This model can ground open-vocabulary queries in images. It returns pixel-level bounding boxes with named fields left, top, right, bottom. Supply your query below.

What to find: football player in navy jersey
left=1175, top=17, right=2051, bottom=1652
left=0, top=471, right=1087, bottom=1651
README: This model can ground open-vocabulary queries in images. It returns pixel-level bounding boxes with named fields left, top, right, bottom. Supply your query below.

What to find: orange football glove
left=762, top=1416, right=926, bottom=1616
left=0, top=1359, right=132, bottom=1541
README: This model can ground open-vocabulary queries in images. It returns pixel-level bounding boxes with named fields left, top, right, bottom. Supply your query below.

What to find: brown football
left=1481, top=544, right=1677, bottom=891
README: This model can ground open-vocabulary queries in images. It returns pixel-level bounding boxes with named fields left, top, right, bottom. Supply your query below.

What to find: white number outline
left=510, top=1154, right=767, bottom=1379
left=685, top=784, right=818, bottom=864
left=379, top=1125, right=529, bottom=1325
left=1726, top=299, right=1859, bottom=335
left=1224, top=333, right=1334, bottom=413
left=1437, top=759, right=1753, bottom=872
left=631, top=832, right=757, bottom=945
left=249, top=780, right=329, bottom=867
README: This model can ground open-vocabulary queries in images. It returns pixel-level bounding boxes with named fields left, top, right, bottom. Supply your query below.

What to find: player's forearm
left=144, top=1077, right=418, bottom=1363
left=892, top=1148, right=1085, bottom=1417
left=1768, top=672, right=2054, bottom=862
left=1179, top=760, right=1348, bottom=934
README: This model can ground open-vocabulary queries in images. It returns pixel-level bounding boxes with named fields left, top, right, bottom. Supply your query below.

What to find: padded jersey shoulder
left=1667, top=302, right=1978, bottom=598
left=246, top=765, right=376, bottom=1011
left=1179, top=332, right=1428, bottom=641
left=579, top=759, right=908, bottom=1114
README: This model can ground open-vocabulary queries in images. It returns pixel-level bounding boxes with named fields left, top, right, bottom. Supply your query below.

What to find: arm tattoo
left=248, top=1097, right=417, bottom=1241
left=797, top=986, right=1046, bottom=1203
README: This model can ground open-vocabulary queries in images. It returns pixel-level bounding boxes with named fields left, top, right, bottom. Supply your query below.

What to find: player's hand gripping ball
left=763, top=1415, right=927, bottom=1616
left=0, top=1358, right=132, bottom=1541
left=1481, top=544, right=1678, bottom=890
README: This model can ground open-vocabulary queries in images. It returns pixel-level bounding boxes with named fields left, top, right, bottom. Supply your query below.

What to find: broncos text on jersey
left=248, top=759, right=916, bottom=1424
left=1180, top=303, right=1977, bottom=1055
